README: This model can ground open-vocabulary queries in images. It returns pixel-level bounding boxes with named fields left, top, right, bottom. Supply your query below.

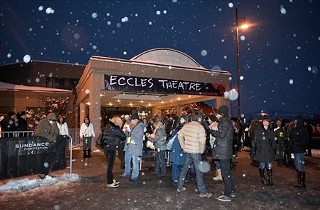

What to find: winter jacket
left=211, top=117, right=234, bottom=160
left=101, top=121, right=126, bottom=150
left=178, top=121, right=206, bottom=154
left=254, top=125, right=276, bottom=163
left=80, top=123, right=95, bottom=138
left=57, top=122, right=69, bottom=136
left=150, top=128, right=167, bottom=151
left=170, top=135, right=185, bottom=166
left=36, top=119, right=59, bottom=143
left=126, top=122, right=145, bottom=156
left=289, top=123, right=310, bottom=154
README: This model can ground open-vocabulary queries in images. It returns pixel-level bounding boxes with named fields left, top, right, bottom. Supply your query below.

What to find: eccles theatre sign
left=104, top=74, right=226, bottom=96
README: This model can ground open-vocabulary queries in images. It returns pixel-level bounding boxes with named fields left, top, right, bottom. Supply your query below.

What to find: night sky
left=0, top=0, right=319, bottom=118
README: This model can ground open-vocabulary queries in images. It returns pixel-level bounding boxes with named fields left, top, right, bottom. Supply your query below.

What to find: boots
left=213, top=169, right=223, bottom=181
left=294, top=170, right=302, bottom=188
left=87, top=149, right=92, bottom=158
left=266, top=169, right=274, bottom=186
left=259, top=169, right=268, bottom=185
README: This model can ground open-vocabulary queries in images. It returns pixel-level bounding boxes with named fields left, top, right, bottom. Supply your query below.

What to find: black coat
left=254, top=125, right=276, bottom=163
left=101, top=121, right=126, bottom=150
left=211, top=116, right=234, bottom=160
left=289, top=126, right=310, bottom=153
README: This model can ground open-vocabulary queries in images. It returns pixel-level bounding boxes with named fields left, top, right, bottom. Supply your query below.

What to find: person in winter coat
left=210, top=105, right=235, bottom=202
left=36, top=112, right=63, bottom=179
left=101, top=116, right=126, bottom=188
left=289, top=116, right=310, bottom=189
left=80, top=117, right=95, bottom=158
left=208, top=115, right=222, bottom=181
left=121, top=113, right=144, bottom=181
left=36, top=112, right=60, bottom=143
left=169, top=115, right=188, bottom=182
left=177, top=110, right=212, bottom=198
left=57, top=115, right=69, bottom=136
left=147, top=121, right=167, bottom=177
left=254, top=117, right=276, bottom=186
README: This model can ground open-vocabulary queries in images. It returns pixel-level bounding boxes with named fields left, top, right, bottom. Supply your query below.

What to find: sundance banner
left=104, top=74, right=226, bottom=96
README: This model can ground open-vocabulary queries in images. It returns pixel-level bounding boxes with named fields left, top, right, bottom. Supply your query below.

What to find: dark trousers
left=44, top=136, right=67, bottom=174
left=104, top=148, right=116, bottom=184
left=220, top=159, right=235, bottom=197
left=118, top=141, right=125, bottom=169
left=155, top=150, right=166, bottom=176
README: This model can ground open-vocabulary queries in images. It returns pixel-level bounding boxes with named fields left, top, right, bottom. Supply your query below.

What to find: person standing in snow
left=36, top=112, right=63, bottom=179
left=80, top=117, right=95, bottom=158
left=121, top=113, right=144, bottom=182
left=101, top=116, right=126, bottom=188
left=254, top=116, right=276, bottom=187
left=176, top=110, right=212, bottom=198
left=289, top=116, right=310, bottom=189
left=210, top=105, right=235, bottom=202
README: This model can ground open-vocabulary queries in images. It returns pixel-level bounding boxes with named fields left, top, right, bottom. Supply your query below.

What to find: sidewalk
left=1, top=148, right=320, bottom=210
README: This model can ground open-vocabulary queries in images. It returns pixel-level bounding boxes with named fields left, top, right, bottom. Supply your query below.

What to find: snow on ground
left=0, top=174, right=80, bottom=193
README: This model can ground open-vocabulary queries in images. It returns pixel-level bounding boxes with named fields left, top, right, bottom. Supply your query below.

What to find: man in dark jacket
left=211, top=105, right=235, bottom=202
left=102, top=116, right=126, bottom=188
left=289, top=116, right=310, bottom=189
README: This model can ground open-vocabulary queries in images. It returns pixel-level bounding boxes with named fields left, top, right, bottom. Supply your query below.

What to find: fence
left=0, top=129, right=80, bottom=147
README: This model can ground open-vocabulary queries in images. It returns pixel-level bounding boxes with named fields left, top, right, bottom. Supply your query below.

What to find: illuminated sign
left=104, top=74, right=225, bottom=96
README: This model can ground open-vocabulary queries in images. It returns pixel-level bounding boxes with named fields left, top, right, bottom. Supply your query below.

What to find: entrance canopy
left=0, top=81, right=72, bottom=93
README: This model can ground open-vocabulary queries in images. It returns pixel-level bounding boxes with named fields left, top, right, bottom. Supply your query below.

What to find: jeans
left=178, top=153, right=207, bottom=194
left=44, top=136, right=67, bottom=175
left=104, top=149, right=116, bottom=184
left=172, top=163, right=183, bottom=180
left=259, top=162, right=272, bottom=170
left=220, top=159, right=235, bottom=197
left=155, top=150, right=166, bottom=176
left=123, top=149, right=140, bottom=180
left=294, top=153, right=305, bottom=172
left=214, top=159, right=220, bottom=169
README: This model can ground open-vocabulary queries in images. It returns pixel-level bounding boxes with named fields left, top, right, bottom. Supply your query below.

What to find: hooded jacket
left=211, top=116, right=234, bottom=160
left=289, top=117, right=310, bottom=153
left=101, top=121, right=126, bottom=150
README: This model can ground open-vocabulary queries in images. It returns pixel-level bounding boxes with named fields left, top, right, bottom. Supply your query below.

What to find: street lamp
left=235, top=7, right=248, bottom=119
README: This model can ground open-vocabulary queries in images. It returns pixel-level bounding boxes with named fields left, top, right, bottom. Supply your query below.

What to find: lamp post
left=235, top=7, right=248, bottom=119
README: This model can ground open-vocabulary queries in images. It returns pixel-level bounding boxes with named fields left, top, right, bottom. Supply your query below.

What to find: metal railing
left=0, top=129, right=80, bottom=146
left=0, top=131, right=35, bottom=138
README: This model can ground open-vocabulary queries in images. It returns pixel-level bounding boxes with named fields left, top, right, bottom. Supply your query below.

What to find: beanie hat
left=47, top=113, right=57, bottom=121
left=191, top=110, right=203, bottom=121
left=208, top=115, right=217, bottom=122
left=130, top=113, right=139, bottom=120
left=217, top=105, right=229, bottom=117
left=180, top=115, right=188, bottom=123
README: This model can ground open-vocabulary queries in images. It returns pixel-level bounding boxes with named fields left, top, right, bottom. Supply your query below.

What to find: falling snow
left=0, top=1, right=319, bottom=117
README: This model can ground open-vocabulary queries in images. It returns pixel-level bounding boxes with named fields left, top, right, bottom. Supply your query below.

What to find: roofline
left=130, top=48, right=204, bottom=68
left=90, top=55, right=230, bottom=75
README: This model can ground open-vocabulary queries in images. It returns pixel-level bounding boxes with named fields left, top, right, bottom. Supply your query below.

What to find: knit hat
left=130, top=113, right=139, bottom=120
left=47, top=113, right=57, bottom=121
left=180, top=115, right=188, bottom=123
left=217, top=105, right=229, bottom=117
left=208, top=115, right=217, bottom=122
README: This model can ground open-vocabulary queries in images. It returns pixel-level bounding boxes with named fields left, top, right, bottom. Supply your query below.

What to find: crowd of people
left=1, top=107, right=319, bottom=202
left=96, top=106, right=319, bottom=202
